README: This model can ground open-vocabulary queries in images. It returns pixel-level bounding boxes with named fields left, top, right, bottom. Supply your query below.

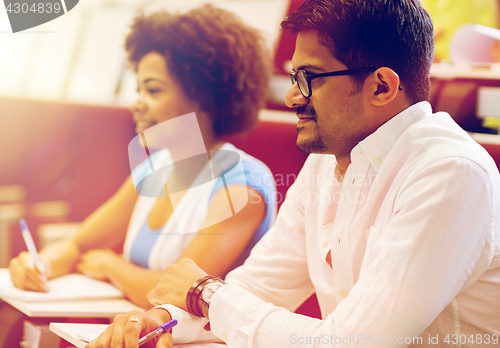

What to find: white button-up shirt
left=162, top=102, right=500, bottom=347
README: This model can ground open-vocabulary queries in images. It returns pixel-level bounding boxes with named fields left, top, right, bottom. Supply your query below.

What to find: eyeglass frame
left=290, top=67, right=402, bottom=98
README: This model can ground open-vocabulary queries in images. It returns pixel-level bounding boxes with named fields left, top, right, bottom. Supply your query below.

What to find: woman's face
left=131, top=51, right=199, bottom=134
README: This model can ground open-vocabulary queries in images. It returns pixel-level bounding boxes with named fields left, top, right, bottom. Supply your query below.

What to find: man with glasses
left=89, top=1, right=500, bottom=347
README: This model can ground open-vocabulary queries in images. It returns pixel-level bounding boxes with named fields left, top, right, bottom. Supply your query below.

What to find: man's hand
left=76, top=249, right=120, bottom=281
left=148, top=258, right=207, bottom=311
left=86, top=308, right=173, bottom=348
left=8, top=252, right=49, bottom=292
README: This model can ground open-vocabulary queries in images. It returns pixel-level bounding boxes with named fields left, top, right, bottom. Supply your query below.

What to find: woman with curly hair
left=9, top=5, right=276, bottom=309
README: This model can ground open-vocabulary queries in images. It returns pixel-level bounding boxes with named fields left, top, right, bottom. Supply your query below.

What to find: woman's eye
left=147, top=88, right=160, bottom=94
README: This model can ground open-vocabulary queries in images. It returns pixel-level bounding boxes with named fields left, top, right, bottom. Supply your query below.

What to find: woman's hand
left=76, top=249, right=121, bottom=281
left=8, top=251, right=49, bottom=292
left=148, top=258, right=207, bottom=311
left=86, top=308, right=173, bottom=348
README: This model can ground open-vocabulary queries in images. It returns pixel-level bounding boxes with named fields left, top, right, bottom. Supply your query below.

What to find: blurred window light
left=25, top=11, right=83, bottom=99
left=0, top=0, right=289, bottom=106
left=0, top=11, right=37, bottom=96
left=66, top=9, right=135, bottom=104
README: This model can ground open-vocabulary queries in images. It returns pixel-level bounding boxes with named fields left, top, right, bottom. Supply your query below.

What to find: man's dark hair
left=125, top=5, right=270, bottom=138
left=281, top=0, right=434, bottom=103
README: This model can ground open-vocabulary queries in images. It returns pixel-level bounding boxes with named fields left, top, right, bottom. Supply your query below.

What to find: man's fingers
left=156, top=332, right=174, bottom=348
left=123, top=310, right=161, bottom=348
left=86, top=310, right=166, bottom=348
left=147, top=259, right=207, bottom=310
left=121, top=316, right=143, bottom=348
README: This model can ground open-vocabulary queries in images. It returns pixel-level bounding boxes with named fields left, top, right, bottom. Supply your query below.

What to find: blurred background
left=0, top=0, right=302, bottom=267
left=0, top=0, right=293, bottom=105
left=1, top=0, right=500, bottom=269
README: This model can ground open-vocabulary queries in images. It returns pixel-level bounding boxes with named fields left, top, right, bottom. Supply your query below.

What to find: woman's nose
left=285, top=82, right=308, bottom=108
left=130, top=99, right=146, bottom=115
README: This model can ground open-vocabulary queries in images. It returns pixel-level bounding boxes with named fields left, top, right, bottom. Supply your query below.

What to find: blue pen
left=138, top=319, right=178, bottom=346
left=19, top=219, right=46, bottom=273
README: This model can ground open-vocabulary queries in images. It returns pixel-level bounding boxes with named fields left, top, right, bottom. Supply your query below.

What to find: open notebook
left=0, top=269, right=123, bottom=302
left=50, top=323, right=226, bottom=348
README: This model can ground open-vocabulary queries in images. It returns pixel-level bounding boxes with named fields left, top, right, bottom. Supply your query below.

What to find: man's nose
left=285, top=82, right=308, bottom=108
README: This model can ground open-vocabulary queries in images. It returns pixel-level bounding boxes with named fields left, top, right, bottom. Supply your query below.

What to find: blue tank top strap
left=129, top=220, right=163, bottom=268
left=209, top=158, right=276, bottom=275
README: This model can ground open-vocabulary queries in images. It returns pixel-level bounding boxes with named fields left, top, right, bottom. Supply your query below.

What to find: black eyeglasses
left=291, top=67, right=388, bottom=98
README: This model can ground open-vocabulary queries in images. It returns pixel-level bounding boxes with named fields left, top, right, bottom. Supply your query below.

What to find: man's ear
left=366, top=67, right=401, bottom=106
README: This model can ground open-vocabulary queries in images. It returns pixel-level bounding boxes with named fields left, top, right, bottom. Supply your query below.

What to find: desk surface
left=2, top=296, right=141, bottom=318
left=50, top=323, right=226, bottom=348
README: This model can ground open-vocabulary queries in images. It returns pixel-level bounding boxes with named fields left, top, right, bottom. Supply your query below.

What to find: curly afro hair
left=125, top=5, right=271, bottom=138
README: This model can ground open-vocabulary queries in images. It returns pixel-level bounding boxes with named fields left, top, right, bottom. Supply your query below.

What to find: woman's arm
left=9, top=175, right=138, bottom=291
left=76, top=184, right=265, bottom=309
left=76, top=250, right=166, bottom=309
left=69, top=175, right=138, bottom=256
left=178, top=185, right=266, bottom=277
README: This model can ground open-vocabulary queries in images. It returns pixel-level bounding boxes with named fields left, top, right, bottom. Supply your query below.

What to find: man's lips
left=298, top=117, right=315, bottom=124
left=298, top=114, right=316, bottom=120
left=296, top=105, right=316, bottom=123
left=297, top=112, right=316, bottom=124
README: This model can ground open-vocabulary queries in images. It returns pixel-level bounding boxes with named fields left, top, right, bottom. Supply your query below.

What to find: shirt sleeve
left=157, top=160, right=315, bottom=345
left=223, top=166, right=314, bottom=311
left=155, top=304, right=222, bottom=343
left=208, top=157, right=497, bottom=347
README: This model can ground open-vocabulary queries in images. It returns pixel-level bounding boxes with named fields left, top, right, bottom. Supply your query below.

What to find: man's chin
left=296, top=137, right=326, bottom=154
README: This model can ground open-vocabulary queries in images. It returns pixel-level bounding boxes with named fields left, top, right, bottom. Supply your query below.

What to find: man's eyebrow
left=293, top=64, right=326, bottom=73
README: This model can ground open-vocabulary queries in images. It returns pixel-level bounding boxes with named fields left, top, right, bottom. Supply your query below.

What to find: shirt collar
left=355, top=101, right=432, bottom=173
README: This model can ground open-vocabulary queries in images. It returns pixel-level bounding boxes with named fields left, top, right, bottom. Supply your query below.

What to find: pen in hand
left=138, top=319, right=178, bottom=346
left=19, top=219, right=48, bottom=289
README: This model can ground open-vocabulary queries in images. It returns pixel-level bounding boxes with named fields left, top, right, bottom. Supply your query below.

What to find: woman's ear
left=366, top=67, right=402, bottom=106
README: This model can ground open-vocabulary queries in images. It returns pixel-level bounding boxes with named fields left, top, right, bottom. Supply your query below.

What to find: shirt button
left=374, top=157, right=382, bottom=164
left=320, top=239, right=329, bottom=247
left=339, top=289, right=348, bottom=297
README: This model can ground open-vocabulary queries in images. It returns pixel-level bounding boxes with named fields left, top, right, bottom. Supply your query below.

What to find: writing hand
left=86, top=308, right=173, bottom=348
left=9, top=251, right=49, bottom=292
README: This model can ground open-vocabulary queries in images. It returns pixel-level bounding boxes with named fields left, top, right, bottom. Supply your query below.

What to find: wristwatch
left=186, top=276, right=225, bottom=319
left=199, top=279, right=225, bottom=318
